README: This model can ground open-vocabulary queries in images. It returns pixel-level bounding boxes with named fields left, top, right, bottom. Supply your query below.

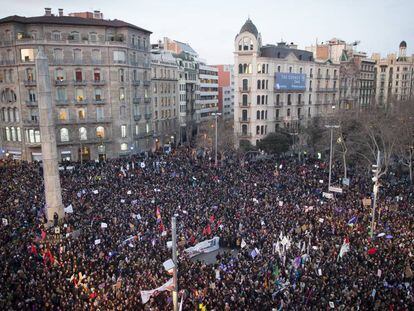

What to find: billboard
left=274, top=72, right=306, bottom=91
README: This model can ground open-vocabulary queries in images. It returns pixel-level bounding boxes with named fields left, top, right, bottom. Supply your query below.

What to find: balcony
left=239, top=117, right=250, bottom=122
left=56, top=117, right=112, bottom=124
left=134, top=115, right=142, bottom=121
left=132, top=80, right=140, bottom=86
left=73, top=80, right=87, bottom=86
left=92, top=99, right=105, bottom=105
left=316, top=74, right=323, bottom=79
left=56, top=99, right=69, bottom=106
left=25, top=100, right=37, bottom=107
left=91, top=80, right=105, bottom=86
left=297, top=101, right=305, bottom=106
left=275, top=101, right=284, bottom=106
left=0, top=60, right=15, bottom=65
left=326, top=75, right=331, bottom=80
left=144, top=98, right=151, bottom=104
left=239, top=132, right=252, bottom=138
left=239, top=87, right=251, bottom=93
left=144, top=113, right=152, bottom=120
left=73, top=99, right=88, bottom=105
left=333, top=75, right=338, bottom=80
left=23, top=119, right=38, bottom=125
left=239, top=102, right=251, bottom=107
left=133, top=97, right=141, bottom=104
left=91, top=59, right=102, bottom=65
left=24, top=80, right=36, bottom=87
left=143, top=80, right=151, bottom=87
left=55, top=79, right=69, bottom=86
left=134, top=131, right=153, bottom=139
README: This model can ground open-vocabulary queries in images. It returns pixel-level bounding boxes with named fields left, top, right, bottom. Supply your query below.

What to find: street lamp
left=370, top=150, right=380, bottom=238
left=211, top=112, right=222, bottom=166
left=325, top=124, right=340, bottom=190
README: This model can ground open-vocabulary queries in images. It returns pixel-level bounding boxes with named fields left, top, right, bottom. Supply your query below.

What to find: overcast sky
left=1, top=0, right=413, bottom=64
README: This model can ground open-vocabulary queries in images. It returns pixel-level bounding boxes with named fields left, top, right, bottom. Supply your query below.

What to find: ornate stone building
left=0, top=8, right=152, bottom=161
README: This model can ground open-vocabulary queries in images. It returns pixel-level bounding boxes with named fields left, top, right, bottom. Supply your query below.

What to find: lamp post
left=325, top=125, right=340, bottom=190
left=370, top=150, right=380, bottom=238
left=211, top=112, right=222, bottom=166
left=171, top=216, right=178, bottom=311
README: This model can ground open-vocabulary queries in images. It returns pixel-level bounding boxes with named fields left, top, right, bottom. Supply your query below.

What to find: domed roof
left=240, top=18, right=258, bottom=37
left=400, top=40, right=407, bottom=48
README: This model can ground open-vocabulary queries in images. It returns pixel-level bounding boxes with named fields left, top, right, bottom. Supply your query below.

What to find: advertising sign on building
left=274, top=73, right=306, bottom=91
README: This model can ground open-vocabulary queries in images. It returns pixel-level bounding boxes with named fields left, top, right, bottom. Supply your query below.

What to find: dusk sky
left=1, top=0, right=413, bottom=64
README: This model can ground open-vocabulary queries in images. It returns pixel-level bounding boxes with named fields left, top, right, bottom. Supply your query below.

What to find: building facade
left=234, top=19, right=340, bottom=147
left=214, top=64, right=234, bottom=120
left=0, top=8, right=152, bottom=161
left=197, top=63, right=218, bottom=121
left=150, top=49, right=179, bottom=147
left=372, top=41, right=414, bottom=105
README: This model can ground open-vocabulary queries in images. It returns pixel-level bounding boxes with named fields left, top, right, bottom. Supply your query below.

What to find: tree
left=196, top=118, right=235, bottom=155
left=257, top=131, right=292, bottom=154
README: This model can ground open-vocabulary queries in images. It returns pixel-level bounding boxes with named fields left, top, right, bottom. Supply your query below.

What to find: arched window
left=262, top=64, right=265, bottom=73
left=119, top=68, right=125, bottom=82
left=261, top=110, right=265, bottom=119
left=248, top=64, right=252, bottom=74
left=256, top=126, right=260, bottom=135
left=1, top=108, right=5, bottom=121
left=242, top=94, right=248, bottom=105
left=261, top=126, right=264, bottom=135
left=16, top=127, right=21, bottom=141
left=257, top=80, right=261, bottom=90
left=261, top=80, right=265, bottom=89
left=262, top=95, right=265, bottom=105
left=5, top=127, right=10, bottom=141
left=119, top=88, right=125, bottom=101
left=79, top=127, right=87, bottom=140
left=257, top=95, right=260, bottom=105
left=243, top=64, right=247, bottom=73
left=242, top=124, right=247, bottom=135
left=96, top=126, right=105, bottom=138
left=256, top=110, right=260, bottom=120
left=242, top=79, right=248, bottom=90
left=120, top=143, right=128, bottom=151
left=60, top=128, right=69, bottom=142
left=277, top=66, right=281, bottom=72
left=257, top=64, right=261, bottom=73
left=7, top=108, right=11, bottom=122
left=13, top=108, right=19, bottom=122
left=26, top=68, right=34, bottom=81
left=239, top=64, right=243, bottom=74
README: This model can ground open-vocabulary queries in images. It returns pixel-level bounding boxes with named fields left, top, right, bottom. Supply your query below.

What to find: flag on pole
left=347, top=216, right=358, bottom=226
left=140, top=278, right=174, bottom=304
left=338, top=237, right=350, bottom=260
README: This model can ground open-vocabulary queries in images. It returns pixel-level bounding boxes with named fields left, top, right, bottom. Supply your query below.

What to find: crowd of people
left=0, top=147, right=413, bottom=310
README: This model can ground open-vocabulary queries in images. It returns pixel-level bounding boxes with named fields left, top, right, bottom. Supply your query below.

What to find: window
left=1, top=88, right=16, bottom=103
left=28, top=89, right=36, bottom=102
left=114, top=50, right=126, bottom=63
left=89, top=32, right=97, bottom=42
left=79, top=127, right=87, bottom=140
left=120, top=143, right=128, bottom=151
left=75, top=69, right=83, bottom=81
left=20, top=49, right=36, bottom=62
left=92, top=49, right=101, bottom=63
left=119, top=88, right=125, bottom=101
left=60, top=128, right=69, bottom=142
left=5, top=127, right=10, bottom=141
left=121, top=125, right=127, bottom=138
left=256, top=110, right=260, bottom=120
left=242, top=94, right=248, bottom=105
left=287, top=108, right=290, bottom=117
left=288, top=94, right=291, bottom=105
left=52, top=31, right=61, bottom=41
left=55, top=68, right=65, bottom=81
left=54, top=49, right=63, bottom=63
left=77, top=108, right=86, bottom=120
left=73, top=49, right=82, bottom=63
left=16, top=127, right=21, bottom=141
left=119, top=69, right=125, bottom=82
left=256, top=126, right=260, bottom=135
left=94, top=88, right=102, bottom=100
left=56, top=88, right=67, bottom=101
left=242, top=79, right=248, bottom=90
left=70, top=31, right=80, bottom=41
left=13, top=108, right=19, bottom=122
left=26, top=68, right=34, bottom=81
left=277, top=66, right=281, bottom=72
left=242, top=124, right=247, bottom=135
left=133, top=69, right=138, bottom=81
left=276, top=94, right=280, bottom=105
left=76, top=88, right=84, bottom=102
left=96, top=107, right=104, bottom=120
left=58, top=108, right=68, bottom=120
left=96, top=126, right=105, bottom=138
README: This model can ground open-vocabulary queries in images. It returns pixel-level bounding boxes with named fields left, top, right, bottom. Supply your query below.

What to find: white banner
left=140, top=278, right=173, bottom=304
left=64, top=204, right=73, bottom=213
left=184, top=237, right=220, bottom=258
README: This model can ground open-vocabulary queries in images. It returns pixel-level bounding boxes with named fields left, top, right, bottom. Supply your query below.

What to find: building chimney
left=93, top=10, right=101, bottom=19
left=58, top=9, right=63, bottom=17
left=44, top=8, right=52, bottom=16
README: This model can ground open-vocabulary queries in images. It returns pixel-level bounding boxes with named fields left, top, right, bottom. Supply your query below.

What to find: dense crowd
left=0, top=147, right=413, bottom=310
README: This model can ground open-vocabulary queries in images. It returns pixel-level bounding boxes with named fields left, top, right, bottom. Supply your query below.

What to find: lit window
left=96, top=126, right=105, bottom=138
left=60, top=128, right=69, bottom=142
left=121, top=125, right=127, bottom=138
left=120, top=143, right=128, bottom=151
left=20, top=49, right=36, bottom=62
left=79, top=127, right=87, bottom=140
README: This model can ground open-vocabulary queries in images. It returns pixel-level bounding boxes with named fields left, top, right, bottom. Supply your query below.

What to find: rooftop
left=0, top=14, right=152, bottom=34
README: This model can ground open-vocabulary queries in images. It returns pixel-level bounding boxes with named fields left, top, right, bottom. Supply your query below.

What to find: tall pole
left=370, top=150, right=380, bottom=238
left=325, top=125, right=339, bottom=190
left=35, top=48, right=64, bottom=224
left=172, top=216, right=178, bottom=311
left=215, top=114, right=218, bottom=166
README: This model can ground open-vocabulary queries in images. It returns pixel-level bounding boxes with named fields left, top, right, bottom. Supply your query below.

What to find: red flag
left=209, top=215, right=215, bottom=223
left=203, top=224, right=211, bottom=236
left=368, top=247, right=377, bottom=255
left=30, top=244, right=37, bottom=256
left=89, top=292, right=97, bottom=299
left=41, top=230, right=46, bottom=240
